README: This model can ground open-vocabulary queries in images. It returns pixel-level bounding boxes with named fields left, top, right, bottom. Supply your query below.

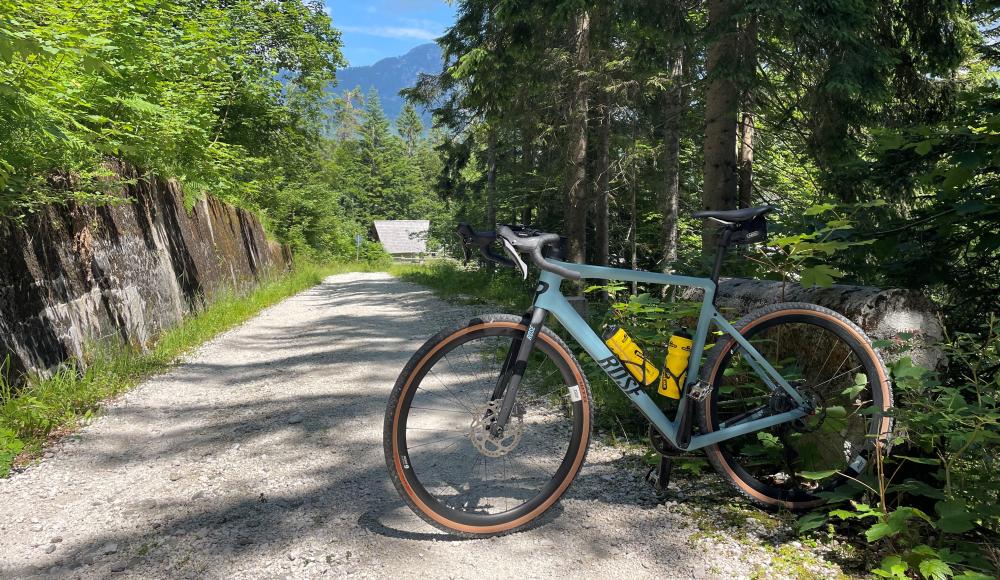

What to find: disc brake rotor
left=469, top=400, right=524, bottom=458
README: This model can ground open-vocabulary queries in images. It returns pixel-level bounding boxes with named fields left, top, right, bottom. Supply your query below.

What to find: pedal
left=645, top=454, right=674, bottom=494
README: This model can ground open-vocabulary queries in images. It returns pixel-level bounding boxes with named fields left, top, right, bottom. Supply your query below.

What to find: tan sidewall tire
left=383, top=314, right=593, bottom=537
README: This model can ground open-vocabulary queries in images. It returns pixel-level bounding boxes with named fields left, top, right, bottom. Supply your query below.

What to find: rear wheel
left=698, top=303, right=893, bottom=510
left=384, top=314, right=592, bottom=537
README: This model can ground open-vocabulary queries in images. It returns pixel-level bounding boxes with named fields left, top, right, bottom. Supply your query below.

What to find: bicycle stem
left=491, top=307, right=549, bottom=434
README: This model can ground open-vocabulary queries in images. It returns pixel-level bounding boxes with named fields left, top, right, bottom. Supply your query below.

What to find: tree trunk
left=486, top=128, right=498, bottom=230
left=738, top=112, right=755, bottom=208
left=737, top=14, right=757, bottom=209
left=661, top=49, right=684, bottom=272
left=595, top=91, right=611, bottom=267
left=564, top=10, right=591, bottom=264
left=521, top=126, right=534, bottom=225
left=630, top=163, right=638, bottom=295
left=702, top=0, right=740, bottom=252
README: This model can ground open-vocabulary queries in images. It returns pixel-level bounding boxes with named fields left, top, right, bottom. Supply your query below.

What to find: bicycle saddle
left=693, top=205, right=777, bottom=223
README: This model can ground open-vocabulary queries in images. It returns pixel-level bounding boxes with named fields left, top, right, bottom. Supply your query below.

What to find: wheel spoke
left=391, top=322, right=584, bottom=524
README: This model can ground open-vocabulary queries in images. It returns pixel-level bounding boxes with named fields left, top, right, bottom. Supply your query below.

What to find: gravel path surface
left=0, top=273, right=852, bottom=579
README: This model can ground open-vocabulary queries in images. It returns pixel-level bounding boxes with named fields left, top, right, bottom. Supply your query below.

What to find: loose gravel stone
left=0, top=273, right=850, bottom=579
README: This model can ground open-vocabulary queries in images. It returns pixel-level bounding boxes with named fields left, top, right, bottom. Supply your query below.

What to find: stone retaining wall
left=682, top=278, right=945, bottom=369
left=0, top=162, right=291, bottom=379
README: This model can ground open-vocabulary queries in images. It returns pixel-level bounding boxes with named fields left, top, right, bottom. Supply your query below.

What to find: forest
left=0, top=0, right=444, bottom=261
left=411, top=4, right=1000, bottom=576
left=2, top=0, right=999, bottom=577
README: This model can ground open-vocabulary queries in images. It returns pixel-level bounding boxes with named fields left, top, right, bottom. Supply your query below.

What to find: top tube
left=545, top=260, right=716, bottom=292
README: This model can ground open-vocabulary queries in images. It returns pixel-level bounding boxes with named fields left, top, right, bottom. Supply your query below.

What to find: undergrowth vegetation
left=0, top=260, right=377, bottom=476
left=794, top=317, right=1000, bottom=579
left=390, top=261, right=533, bottom=313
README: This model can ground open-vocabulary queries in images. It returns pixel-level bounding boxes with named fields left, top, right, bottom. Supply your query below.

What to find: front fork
left=490, top=307, right=549, bottom=434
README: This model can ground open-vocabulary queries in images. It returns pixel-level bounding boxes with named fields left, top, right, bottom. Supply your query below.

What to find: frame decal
left=597, top=357, right=643, bottom=395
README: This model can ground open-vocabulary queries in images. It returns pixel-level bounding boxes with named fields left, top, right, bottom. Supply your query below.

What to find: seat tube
left=493, top=306, right=549, bottom=431
left=710, top=227, right=733, bottom=288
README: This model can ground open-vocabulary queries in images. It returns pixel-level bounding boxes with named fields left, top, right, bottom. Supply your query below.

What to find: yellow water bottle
left=602, top=326, right=660, bottom=386
left=659, top=331, right=693, bottom=399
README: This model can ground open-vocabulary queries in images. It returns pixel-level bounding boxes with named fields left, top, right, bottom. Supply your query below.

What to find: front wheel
left=384, top=314, right=593, bottom=537
left=698, top=303, right=894, bottom=510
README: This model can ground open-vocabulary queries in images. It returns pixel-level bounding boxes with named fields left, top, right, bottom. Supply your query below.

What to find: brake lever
left=499, top=237, right=529, bottom=280
left=481, top=244, right=516, bottom=268
left=456, top=223, right=516, bottom=268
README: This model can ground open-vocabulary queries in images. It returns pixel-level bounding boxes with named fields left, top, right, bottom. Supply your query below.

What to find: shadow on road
left=5, top=276, right=731, bottom=579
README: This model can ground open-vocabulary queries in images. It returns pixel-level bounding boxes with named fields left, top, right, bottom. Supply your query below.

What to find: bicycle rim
left=387, top=319, right=590, bottom=534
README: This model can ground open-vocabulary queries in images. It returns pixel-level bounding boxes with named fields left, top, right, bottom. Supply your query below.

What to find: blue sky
left=325, top=1, right=456, bottom=67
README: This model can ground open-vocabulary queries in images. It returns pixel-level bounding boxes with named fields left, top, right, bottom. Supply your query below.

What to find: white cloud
left=399, top=17, right=442, bottom=29
left=339, top=25, right=440, bottom=41
left=384, top=0, right=448, bottom=10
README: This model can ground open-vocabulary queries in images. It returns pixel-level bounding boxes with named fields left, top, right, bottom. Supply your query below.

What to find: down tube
left=533, top=273, right=680, bottom=445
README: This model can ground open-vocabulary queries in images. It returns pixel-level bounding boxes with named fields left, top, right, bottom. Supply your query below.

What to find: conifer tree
left=360, top=89, right=392, bottom=176
left=397, top=103, right=425, bottom=156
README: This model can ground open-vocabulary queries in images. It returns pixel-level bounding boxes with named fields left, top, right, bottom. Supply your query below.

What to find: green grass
left=0, top=260, right=381, bottom=475
left=389, top=260, right=534, bottom=312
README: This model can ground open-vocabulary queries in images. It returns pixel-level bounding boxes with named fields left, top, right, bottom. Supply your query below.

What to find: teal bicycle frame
left=528, top=260, right=810, bottom=452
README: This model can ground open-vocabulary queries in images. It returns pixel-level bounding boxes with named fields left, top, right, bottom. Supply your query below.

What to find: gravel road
left=0, top=273, right=852, bottom=579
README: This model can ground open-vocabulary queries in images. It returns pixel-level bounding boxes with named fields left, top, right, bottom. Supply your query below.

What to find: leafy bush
left=0, top=0, right=342, bottom=217
left=799, top=316, right=1000, bottom=579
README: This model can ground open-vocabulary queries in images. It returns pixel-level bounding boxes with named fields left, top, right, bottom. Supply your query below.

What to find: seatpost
left=710, top=227, right=733, bottom=286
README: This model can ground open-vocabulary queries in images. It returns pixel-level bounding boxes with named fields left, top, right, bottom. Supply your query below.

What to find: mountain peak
left=335, top=43, right=443, bottom=121
left=359, top=43, right=442, bottom=71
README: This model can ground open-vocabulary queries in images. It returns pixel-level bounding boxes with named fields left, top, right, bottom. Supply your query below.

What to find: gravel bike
left=384, top=205, right=893, bottom=537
